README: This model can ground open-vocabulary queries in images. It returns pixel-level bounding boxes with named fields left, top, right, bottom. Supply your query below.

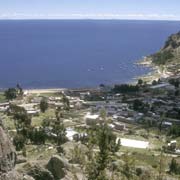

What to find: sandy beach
left=25, top=88, right=66, bottom=94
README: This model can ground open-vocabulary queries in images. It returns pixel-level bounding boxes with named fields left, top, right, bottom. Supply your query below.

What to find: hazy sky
left=0, top=0, right=180, bottom=20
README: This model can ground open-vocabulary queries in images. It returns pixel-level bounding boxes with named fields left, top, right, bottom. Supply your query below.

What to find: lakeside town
left=1, top=72, right=180, bottom=179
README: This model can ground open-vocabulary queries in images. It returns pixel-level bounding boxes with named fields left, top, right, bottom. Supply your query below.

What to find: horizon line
left=0, top=18, right=180, bottom=22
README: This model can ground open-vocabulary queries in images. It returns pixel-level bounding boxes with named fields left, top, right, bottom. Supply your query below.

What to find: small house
left=113, top=122, right=126, bottom=131
left=84, top=113, right=99, bottom=126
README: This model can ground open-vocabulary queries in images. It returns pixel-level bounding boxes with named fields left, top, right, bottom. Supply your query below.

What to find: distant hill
left=150, top=31, right=180, bottom=66
left=149, top=32, right=180, bottom=70
left=144, top=31, right=180, bottom=78
left=138, top=31, right=180, bottom=82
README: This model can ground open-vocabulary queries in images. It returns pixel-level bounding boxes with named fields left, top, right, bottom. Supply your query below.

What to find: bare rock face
left=0, top=126, right=16, bottom=174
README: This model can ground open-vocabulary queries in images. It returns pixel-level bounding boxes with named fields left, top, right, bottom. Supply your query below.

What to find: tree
left=86, top=122, right=120, bottom=180
left=138, top=79, right=143, bottom=86
left=42, top=118, right=51, bottom=128
left=70, top=144, right=86, bottom=164
left=16, top=83, right=24, bottom=96
left=52, top=108, right=67, bottom=152
left=157, top=150, right=166, bottom=180
left=112, top=84, right=139, bottom=94
left=4, top=88, right=17, bottom=100
left=99, top=108, right=107, bottom=121
left=53, top=120, right=67, bottom=147
left=9, top=104, right=31, bottom=133
left=121, top=153, right=135, bottom=180
left=158, top=114, right=165, bottom=133
left=169, top=158, right=179, bottom=174
left=169, top=79, right=180, bottom=88
left=133, top=99, right=149, bottom=113
left=133, top=99, right=143, bottom=111
left=62, top=94, right=70, bottom=111
left=152, top=80, right=158, bottom=86
left=168, top=125, right=180, bottom=137
left=13, top=134, right=26, bottom=151
left=96, top=123, right=111, bottom=171
left=10, top=104, right=31, bottom=151
left=55, top=106, right=63, bottom=121
left=29, top=127, right=47, bottom=145
left=40, top=98, right=48, bottom=113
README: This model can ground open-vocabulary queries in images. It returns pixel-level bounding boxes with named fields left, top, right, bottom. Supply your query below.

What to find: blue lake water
left=0, top=20, right=180, bottom=89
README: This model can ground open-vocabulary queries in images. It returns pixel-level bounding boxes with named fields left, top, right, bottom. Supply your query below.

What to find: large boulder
left=23, top=175, right=35, bottom=180
left=27, top=164, right=54, bottom=180
left=47, top=155, right=68, bottom=179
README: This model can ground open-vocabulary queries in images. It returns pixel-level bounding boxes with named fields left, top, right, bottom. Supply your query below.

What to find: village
left=1, top=77, right=180, bottom=179
left=0, top=80, right=179, bottom=149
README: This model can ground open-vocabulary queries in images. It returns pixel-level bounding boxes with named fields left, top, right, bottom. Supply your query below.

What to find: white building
left=84, top=112, right=99, bottom=125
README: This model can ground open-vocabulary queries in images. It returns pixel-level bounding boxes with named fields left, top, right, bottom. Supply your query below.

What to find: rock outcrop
left=27, top=164, right=54, bottom=180
left=0, top=126, right=16, bottom=173
left=0, top=125, right=20, bottom=180
left=150, top=31, right=180, bottom=66
left=47, top=155, right=68, bottom=179
left=0, top=124, right=33, bottom=180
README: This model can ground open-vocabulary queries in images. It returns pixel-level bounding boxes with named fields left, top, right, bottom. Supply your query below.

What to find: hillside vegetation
left=151, top=31, right=180, bottom=72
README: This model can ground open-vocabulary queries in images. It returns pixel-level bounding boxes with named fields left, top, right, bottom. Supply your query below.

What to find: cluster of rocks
left=26, top=155, right=68, bottom=180
left=0, top=123, right=84, bottom=180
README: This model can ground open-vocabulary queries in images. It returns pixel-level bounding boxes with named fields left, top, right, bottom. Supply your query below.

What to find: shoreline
left=24, top=87, right=101, bottom=94
left=135, top=56, right=170, bottom=83
left=0, top=58, right=163, bottom=93
left=24, top=88, right=67, bottom=94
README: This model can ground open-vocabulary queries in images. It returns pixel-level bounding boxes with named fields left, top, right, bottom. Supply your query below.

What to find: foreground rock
left=27, top=164, right=54, bottom=180
left=0, top=126, right=16, bottom=173
left=0, top=123, right=34, bottom=180
left=47, top=155, right=68, bottom=179
left=0, top=125, right=23, bottom=180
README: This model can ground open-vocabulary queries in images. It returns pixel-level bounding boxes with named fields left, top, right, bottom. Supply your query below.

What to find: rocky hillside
left=150, top=31, right=180, bottom=73
left=139, top=31, right=180, bottom=82
left=0, top=123, right=20, bottom=180
left=0, top=126, right=16, bottom=173
left=164, top=31, right=180, bottom=50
